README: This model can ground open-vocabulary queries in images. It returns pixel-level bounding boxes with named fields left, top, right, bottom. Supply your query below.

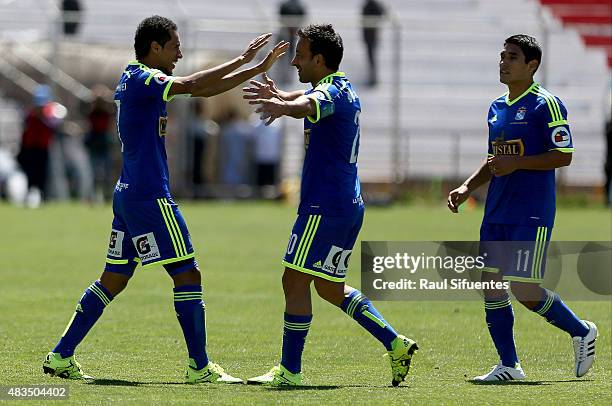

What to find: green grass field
left=1, top=202, right=610, bottom=405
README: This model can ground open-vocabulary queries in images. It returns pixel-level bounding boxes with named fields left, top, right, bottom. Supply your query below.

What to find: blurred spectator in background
left=0, top=148, right=28, bottom=206
left=85, top=85, right=114, bottom=202
left=219, top=108, right=253, bottom=187
left=61, top=0, right=82, bottom=36
left=48, top=119, right=93, bottom=202
left=277, top=0, right=306, bottom=83
left=17, top=85, right=59, bottom=207
left=605, top=117, right=612, bottom=206
left=361, top=0, right=385, bottom=86
left=250, top=113, right=283, bottom=199
left=47, top=118, right=93, bottom=202
left=188, top=101, right=219, bottom=194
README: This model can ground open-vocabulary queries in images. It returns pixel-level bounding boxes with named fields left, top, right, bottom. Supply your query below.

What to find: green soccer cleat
left=185, top=359, right=243, bottom=384
left=386, top=334, right=418, bottom=386
left=43, top=352, right=93, bottom=380
left=247, top=365, right=302, bottom=387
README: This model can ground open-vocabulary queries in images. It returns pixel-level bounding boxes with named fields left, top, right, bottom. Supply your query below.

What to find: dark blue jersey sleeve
left=306, top=82, right=340, bottom=123
left=133, top=69, right=177, bottom=102
left=534, top=96, right=573, bottom=153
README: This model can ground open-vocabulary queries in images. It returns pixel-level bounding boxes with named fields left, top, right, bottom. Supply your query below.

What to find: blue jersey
left=300, top=72, right=363, bottom=216
left=113, top=61, right=177, bottom=200
left=484, top=82, right=573, bottom=227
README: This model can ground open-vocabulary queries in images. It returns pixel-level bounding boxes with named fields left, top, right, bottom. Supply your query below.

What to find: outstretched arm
left=169, top=34, right=289, bottom=98
left=243, top=73, right=305, bottom=102
left=250, top=94, right=316, bottom=126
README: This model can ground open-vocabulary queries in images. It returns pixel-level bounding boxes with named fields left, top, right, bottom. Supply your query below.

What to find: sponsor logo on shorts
left=108, top=229, right=124, bottom=257
left=336, top=250, right=352, bottom=276
left=132, top=232, right=161, bottom=262
left=322, top=246, right=353, bottom=276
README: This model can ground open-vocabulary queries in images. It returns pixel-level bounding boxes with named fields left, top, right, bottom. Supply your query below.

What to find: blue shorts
left=282, top=208, right=364, bottom=282
left=104, top=196, right=196, bottom=276
left=480, top=223, right=552, bottom=284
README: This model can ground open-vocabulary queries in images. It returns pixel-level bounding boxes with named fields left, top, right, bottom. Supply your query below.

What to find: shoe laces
left=574, top=337, right=586, bottom=362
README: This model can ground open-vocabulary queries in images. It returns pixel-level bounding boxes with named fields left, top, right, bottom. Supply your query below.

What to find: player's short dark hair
left=134, top=15, right=177, bottom=60
left=504, top=34, right=542, bottom=73
left=297, top=24, right=343, bottom=71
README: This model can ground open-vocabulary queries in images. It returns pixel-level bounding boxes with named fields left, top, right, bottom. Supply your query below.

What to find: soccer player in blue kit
left=243, top=24, right=418, bottom=387
left=448, top=35, right=597, bottom=382
left=43, top=15, right=288, bottom=383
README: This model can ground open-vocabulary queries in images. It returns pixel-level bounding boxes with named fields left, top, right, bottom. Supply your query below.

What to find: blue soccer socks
left=341, top=290, right=398, bottom=351
left=281, top=313, right=312, bottom=374
left=53, top=280, right=113, bottom=358
left=532, top=289, right=589, bottom=337
left=174, top=285, right=209, bottom=370
left=484, top=297, right=520, bottom=368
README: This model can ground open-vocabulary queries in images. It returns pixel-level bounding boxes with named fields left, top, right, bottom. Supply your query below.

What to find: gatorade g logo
left=132, top=232, right=161, bottom=262
left=322, top=246, right=352, bottom=276
left=108, top=229, right=124, bottom=257
left=137, top=237, right=150, bottom=254
left=323, top=246, right=343, bottom=272
left=336, top=250, right=352, bottom=276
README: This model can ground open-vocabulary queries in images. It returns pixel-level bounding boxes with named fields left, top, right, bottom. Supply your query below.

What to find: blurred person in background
left=361, top=0, right=385, bottom=86
left=50, top=119, right=94, bottom=202
left=17, top=85, right=60, bottom=207
left=277, top=0, right=307, bottom=84
left=61, top=0, right=82, bottom=36
left=42, top=15, right=288, bottom=385
left=85, top=86, right=114, bottom=202
left=249, top=97, right=283, bottom=198
left=188, top=101, right=219, bottom=196
left=219, top=108, right=253, bottom=188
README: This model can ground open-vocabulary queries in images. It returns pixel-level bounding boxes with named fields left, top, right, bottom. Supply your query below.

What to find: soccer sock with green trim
left=174, top=285, right=209, bottom=370
left=340, top=290, right=397, bottom=350
left=280, top=313, right=312, bottom=374
left=53, top=280, right=113, bottom=358
left=532, top=288, right=589, bottom=337
left=484, top=296, right=519, bottom=368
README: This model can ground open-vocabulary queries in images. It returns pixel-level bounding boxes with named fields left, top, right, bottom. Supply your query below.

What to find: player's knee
left=282, top=268, right=311, bottom=296
left=313, top=278, right=344, bottom=306
left=99, top=271, right=131, bottom=297
left=171, top=267, right=201, bottom=287
left=510, top=281, right=543, bottom=309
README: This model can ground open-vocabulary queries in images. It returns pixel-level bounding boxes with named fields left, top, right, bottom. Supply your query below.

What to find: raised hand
left=241, top=33, right=273, bottom=64
left=258, top=41, right=290, bottom=72
left=243, top=73, right=281, bottom=102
